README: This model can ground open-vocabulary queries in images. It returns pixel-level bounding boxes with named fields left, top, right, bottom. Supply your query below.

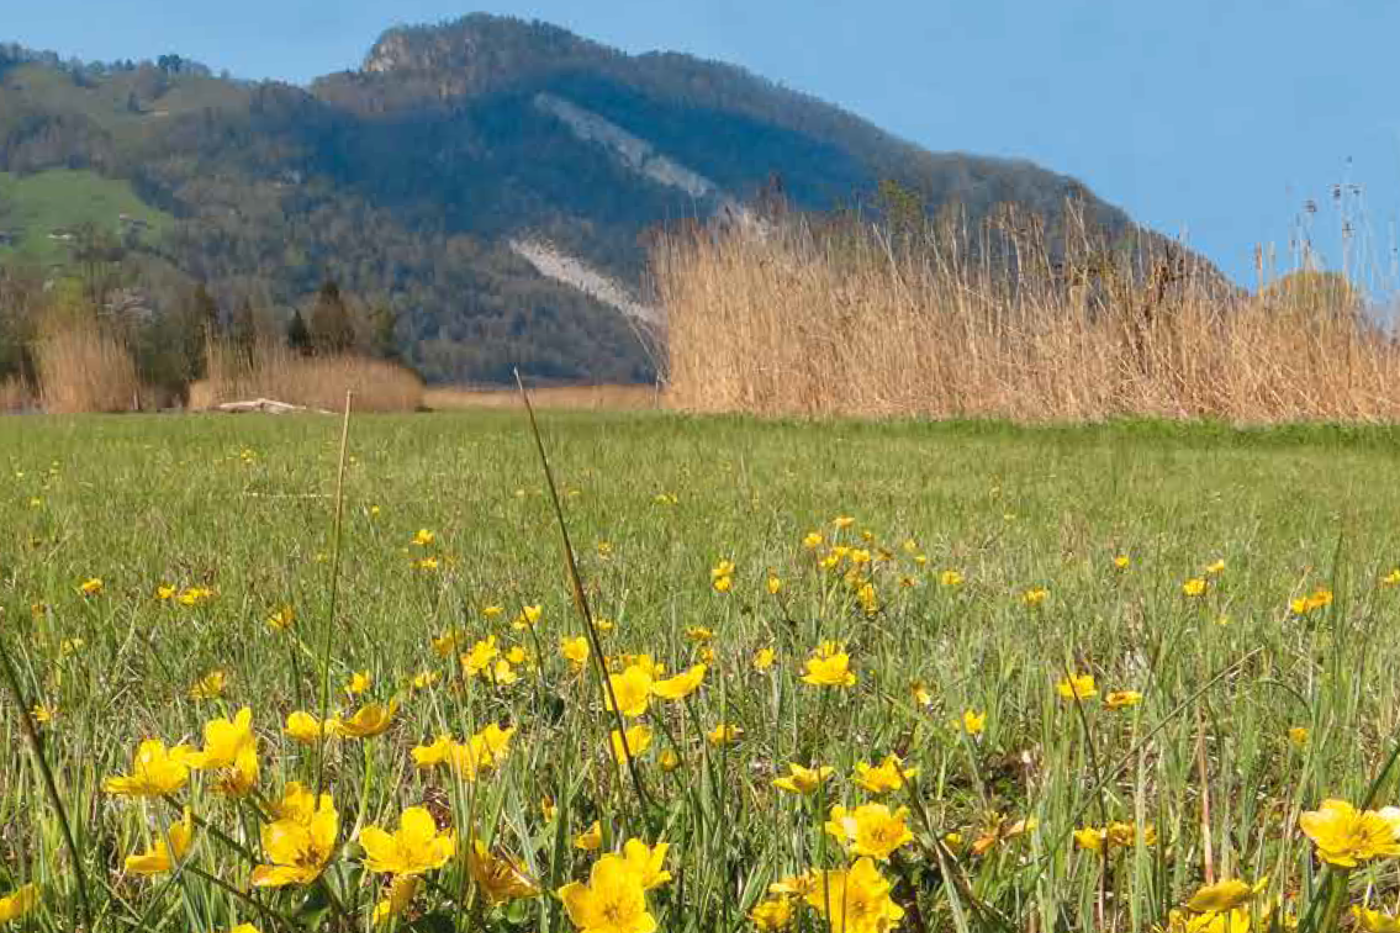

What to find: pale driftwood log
left=210, top=398, right=332, bottom=415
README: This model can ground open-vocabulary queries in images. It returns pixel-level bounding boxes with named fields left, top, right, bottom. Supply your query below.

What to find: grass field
left=5, top=410, right=1400, bottom=933
left=0, top=169, right=172, bottom=265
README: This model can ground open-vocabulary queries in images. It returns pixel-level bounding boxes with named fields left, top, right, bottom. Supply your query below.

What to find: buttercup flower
left=1300, top=799, right=1400, bottom=867
left=125, top=807, right=195, bottom=875
left=359, top=806, right=455, bottom=876
left=558, top=853, right=657, bottom=933
left=0, top=884, right=39, bottom=923
left=334, top=701, right=396, bottom=739
left=804, top=857, right=904, bottom=933
left=105, top=738, right=191, bottom=797
left=773, top=763, right=834, bottom=795
left=751, top=895, right=794, bottom=931
left=1056, top=673, right=1098, bottom=701
left=621, top=838, right=671, bottom=889
left=468, top=839, right=541, bottom=903
left=1105, top=690, right=1142, bottom=710
left=651, top=664, right=706, bottom=701
left=250, top=785, right=338, bottom=887
left=854, top=755, right=919, bottom=794
left=824, top=803, right=915, bottom=860
left=606, top=665, right=653, bottom=718
left=802, top=642, right=856, bottom=688
left=575, top=820, right=603, bottom=851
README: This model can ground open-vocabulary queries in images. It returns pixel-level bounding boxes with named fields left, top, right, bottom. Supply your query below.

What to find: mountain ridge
left=0, top=14, right=1192, bottom=384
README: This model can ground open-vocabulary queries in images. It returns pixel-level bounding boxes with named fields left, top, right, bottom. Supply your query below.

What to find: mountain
left=0, top=16, right=1167, bottom=384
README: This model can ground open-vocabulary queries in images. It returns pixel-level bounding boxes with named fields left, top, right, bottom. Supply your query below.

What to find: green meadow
left=4, top=411, right=1400, bottom=933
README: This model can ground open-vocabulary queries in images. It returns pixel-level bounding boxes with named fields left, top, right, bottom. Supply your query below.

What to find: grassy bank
left=3, top=411, right=1400, bottom=931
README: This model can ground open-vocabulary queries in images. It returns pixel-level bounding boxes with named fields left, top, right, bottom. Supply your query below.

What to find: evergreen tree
left=286, top=308, right=312, bottom=355
left=308, top=281, right=355, bottom=354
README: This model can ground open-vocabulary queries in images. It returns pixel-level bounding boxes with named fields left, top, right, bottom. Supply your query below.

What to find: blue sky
left=7, top=0, right=1398, bottom=287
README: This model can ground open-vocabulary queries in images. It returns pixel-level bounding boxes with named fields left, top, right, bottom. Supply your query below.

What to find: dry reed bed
left=32, top=319, right=141, bottom=414
left=194, top=340, right=424, bottom=413
left=655, top=217, right=1399, bottom=422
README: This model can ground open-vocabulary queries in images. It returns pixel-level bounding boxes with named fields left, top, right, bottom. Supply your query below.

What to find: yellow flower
left=959, top=709, right=986, bottom=735
left=432, top=629, right=463, bottom=657
left=177, top=586, right=214, bottom=607
left=753, top=647, right=776, bottom=672
left=250, top=786, right=338, bottom=887
left=346, top=671, right=372, bottom=695
left=512, top=604, right=544, bottom=630
left=1186, top=878, right=1262, bottom=913
left=1113, top=555, right=1131, bottom=569
left=468, top=839, right=541, bottom=903
left=284, top=711, right=334, bottom=745
left=461, top=637, right=500, bottom=676
left=750, top=895, right=794, bottom=931
left=939, top=570, right=964, bottom=587
left=1289, top=726, right=1309, bottom=747
left=854, top=755, right=919, bottom=794
left=611, top=725, right=653, bottom=761
left=606, top=665, right=654, bottom=718
left=156, top=583, right=177, bottom=600
left=911, top=681, right=934, bottom=708
left=1182, top=577, right=1208, bottom=597
left=825, top=804, right=915, bottom=860
left=334, top=701, right=396, bottom=739
left=856, top=582, right=879, bottom=615
left=558, top=853, right=657, bottom=933
left=561, top=636, right=591, bottom=670
left=105, top=738, right=191, bottom=797
left=411, top=528, right=435, bottom=546
left=773, top=763, right=834, bottom=795
left=188, top=670, right=227, bottom=700
left=651, top=664, right=707, bottom=701
left=372, top=875, right=420, bottom=925
left=575, top=820, right=604, bottom=851
left=266, top=606, right=295, bottom=631
left=124, top=807, right=195, bottom=875
left=30, top=704, right=54, bottom=725
left=1206, top=559, right=1226, bottom=575
left=1382, top=569, right=1400, bottom=587
left=1022, top=587, right=1049, bottom=607
left=359, top=806, right=456, bottom=876
left=1105, top=690, right=1143, bottom=710
left=1354, top=907, right=1400, bottom=933
left=1073, top=822, right=1156, bottom=853
left=803, top=532, right=824, bottom=549
left=1290, top=588, right=1334, bottom=615
left=483, top=605, right=505, bottom=619
left=412, top=670, right=439, bottom=690
left=411, top=735, right=455, bottom=768
left=414, top=557, right=439, bottom=572
left=766, top=573, right=784, bottom=595
left=1300, top=799, right=1400, bottom=867
left=765, top=873, right=814, bottom=900
left=658, top=748, right=680, bottom=772
left=802, top=642, right=857, bottom=688
left=707, top=723, right=744, bottom=746
left=832, top=515, right=855, bottom=529
left=542, top=796, right=558, bottom=821
left=621, top=838, right=671, bottom=889
left=804, top=857, right=904, bottom=933
left=1056, top=673, right=1098, bottom=701
left=0, top=884, right=39, bottom=923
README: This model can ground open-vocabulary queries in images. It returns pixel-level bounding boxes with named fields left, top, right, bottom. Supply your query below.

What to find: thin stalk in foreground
left=513, top=369, right=650, bottom=825
left=315, top=392, right=354, bottom=800
left=0, top=627, right=95, bottom=932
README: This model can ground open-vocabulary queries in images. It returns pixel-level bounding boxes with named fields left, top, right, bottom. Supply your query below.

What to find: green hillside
left=0, top=17, right=1207, bottom=384
left=0, top=168, right=171, bottom=264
